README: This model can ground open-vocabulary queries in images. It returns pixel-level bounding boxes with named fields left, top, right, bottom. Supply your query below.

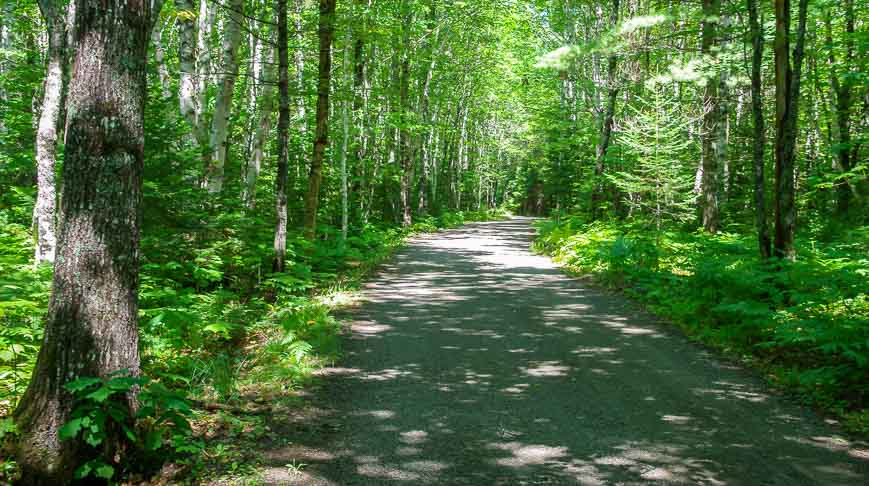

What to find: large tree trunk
left=13, top=0, right=152, bottom=481
left=773, top=0, right=808, bottom=260
left=591, top=0, right=619, bottom=220
left=32, top=1, right=73, bottom=265
left=274, top=0, right=291, bottom=272
left=747, top=0, right=771, bottom=258
left=204, top=0, right=244, bottom=193
left=700, top=0, right=721, bottom=233
left=303, top=0, right=337, bottom=239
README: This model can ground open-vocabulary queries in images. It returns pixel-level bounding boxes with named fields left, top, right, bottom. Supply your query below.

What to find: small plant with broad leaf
left=59, top=373, right=201, bottom=481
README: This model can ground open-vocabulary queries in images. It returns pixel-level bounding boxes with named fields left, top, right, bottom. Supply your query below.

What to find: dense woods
left=0, top=0, right=865, bottom=482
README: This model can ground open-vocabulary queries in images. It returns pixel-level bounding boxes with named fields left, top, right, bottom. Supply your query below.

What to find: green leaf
left=65, top=377, right=102, bottom=393
left=59, top=418, right=84, bottom=440
left=73, top=463, right=93, bottom=479
left=144, top=430, right=163, bottom=451
left=85, top=386, right=114, bottom=403
left=0, top=417, right=18, bottom=439
left=95, top=464, right=114, bottom=480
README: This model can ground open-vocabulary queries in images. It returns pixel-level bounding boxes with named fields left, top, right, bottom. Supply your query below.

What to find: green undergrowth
left=0, top=191, right=507, bottom=481
left=534, top=216, right=869, bottom=436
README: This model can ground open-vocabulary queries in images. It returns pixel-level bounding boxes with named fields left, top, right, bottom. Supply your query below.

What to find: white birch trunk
left=293, top=0, right=307, bottom=180
left=177, top=0, right=199, bottom=129
left=244, top=42, right=276, bottom=208
left=33, top=2, right=72, bottom=264
left=152, top=22, right=172, bottom=99
left=205, top=0, right=244, bottom=193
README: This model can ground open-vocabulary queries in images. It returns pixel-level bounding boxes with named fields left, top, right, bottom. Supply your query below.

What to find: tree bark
left=274, top=0, right=291, bottom=272
left=352, top=0, right=370, bottom=223
left=13, top=0, right=152, bottom=481
left=591, top=0, right=619, bottom=220
left=177, top=0, right=199, bottom=131
left=416, top=5, right=439, bottom=215
left=303, top=0, right=337, bottom=239
left=339, top=2, right=354, bottom=241
left=205, top=0, right=244, bottom=193
left=700, top=0, right=721, bottom=233
left=32, top=0, right=73, bottom=265
left=293, top=0, right=308, bottom=181
left=827, top=0, right=857, bottom=215
left=747, top=0, right=771, bottom=258
left=151, top=21, right=172, bottom=99
left=773, top=0, right=808, bottom=260
left=398, top=11, right=413, bottom=228
left=244, top=41, right=276, bottom=209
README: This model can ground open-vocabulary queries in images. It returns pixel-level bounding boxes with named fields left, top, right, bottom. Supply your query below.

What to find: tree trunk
left=191, top=0, right=214, bottom=159
left=244, top=42, right=276, bottom=208
left=176, top=0, right=199, bottom=130
left=339, top=2, right=354, bottom=241
left=700, top=0, right=721, bottom=233
left=13, top=0, right=152, bottom=481
left=151, top=21, right=172, bottom=99
left=274, top=0, right=291, bottom=272
left=398, top=13, right=413, bottom=228
left=773, top=0, right=808, bottom=260
left=827, top=1, right=856, bottom=215
left=747, top=0, right=771, bottom=258
left=303, top=0, right=337, bottom=239
left=415, top=5, right=439, bottom=216
left=352, top=0, right=370, bottom=223
left=293, top=0, right=308, bottom=183
left=32, top=0, right=72, bottom=265
left=591, top=0, right=619, bottom=220
left=204, top=0, right=243, bottom=193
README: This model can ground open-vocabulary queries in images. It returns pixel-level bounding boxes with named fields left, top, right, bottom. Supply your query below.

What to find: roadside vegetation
left=535, top=217, right=869, bottom=434
left=1, top=202, right=503, bottom=482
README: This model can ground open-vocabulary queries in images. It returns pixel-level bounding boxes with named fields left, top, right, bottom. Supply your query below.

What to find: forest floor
left=233, top=218, right=869, bottom=485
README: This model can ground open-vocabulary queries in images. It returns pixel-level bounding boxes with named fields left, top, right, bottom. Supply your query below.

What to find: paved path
left=261, top=218, right=868, bottom=485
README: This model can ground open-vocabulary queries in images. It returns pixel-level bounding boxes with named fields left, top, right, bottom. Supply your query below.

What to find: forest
left=0, top=0, right=866, bottom=483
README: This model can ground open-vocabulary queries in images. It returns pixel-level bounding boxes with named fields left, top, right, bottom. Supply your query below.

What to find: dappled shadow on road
left=260, top=218, right=869, bottom=485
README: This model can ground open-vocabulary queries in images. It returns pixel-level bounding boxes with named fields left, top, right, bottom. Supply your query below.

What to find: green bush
left=59, top=374, right=200, bottom=481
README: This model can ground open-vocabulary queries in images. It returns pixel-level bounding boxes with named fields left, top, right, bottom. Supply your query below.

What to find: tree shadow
left=257, top=218, right=869, bottom=485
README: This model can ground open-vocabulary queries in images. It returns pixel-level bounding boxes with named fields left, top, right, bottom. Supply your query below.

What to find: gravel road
left=259, top=217, right=869, bottom=485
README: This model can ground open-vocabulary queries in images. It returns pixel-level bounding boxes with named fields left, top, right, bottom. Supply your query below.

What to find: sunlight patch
left=489, top=442, right=568, bottom=467
left=400, top=430, right=429, bottom=445
left=521, top=361, right=570, bottom=377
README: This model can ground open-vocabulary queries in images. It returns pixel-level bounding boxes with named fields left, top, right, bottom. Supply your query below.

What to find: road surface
left=259, top=217, right=868, bottom=485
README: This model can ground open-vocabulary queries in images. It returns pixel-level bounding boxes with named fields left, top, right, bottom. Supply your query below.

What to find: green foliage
left=536, top=218, right=869, bottom=423
left=606, top=85, right=696, bottom=229
left=60, top=374, right=200, bottom=481
left=0, top=213, right=50, bottom=415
